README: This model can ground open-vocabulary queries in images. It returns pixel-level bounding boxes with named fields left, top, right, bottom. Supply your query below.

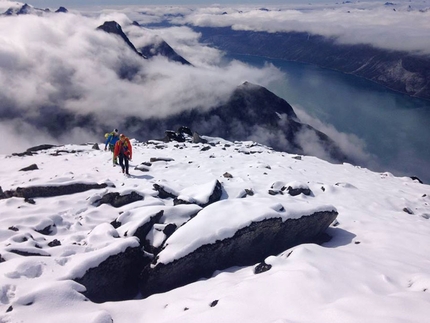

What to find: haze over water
left=228, top=54, right=430, bottom=184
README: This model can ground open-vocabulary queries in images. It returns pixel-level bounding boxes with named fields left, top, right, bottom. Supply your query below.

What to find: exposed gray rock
left=0, top=183, right=109, bottom=200
left=19, top=164, right=38, bottom=171
left=8, top=248, right=51, bottom=257
left=94, top=191, right=144, bottom=208
left=403, top=207, right=414, bottom=214
left=286, top=185, right=312, bottom=196
left=12, top=144, right=56, bottom=157
left=74, top=246, right=149, bottom=303
left=153, top=184, right=177, bottom=199
left=139, top=210, right=337, bottom=298
left=122, top=211, right=164, bottom=250
left=254, top=261, right=272, bottom=274
left=173, top=180, right=222, bottom=207
left=223, top=172, right=233, bottom=178
left=48, top=239, right=61, bottom=247
left=192, top=132, right=208, bottom=144
left=92, top=143, right=100, bottom=150
left=150, top=157, right=175, bottom=162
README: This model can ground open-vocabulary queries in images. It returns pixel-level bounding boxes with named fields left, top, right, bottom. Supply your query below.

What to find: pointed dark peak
left=17, top=3, right=32, bottom=15
left=2, top=3, right=52, bottom=16
left=233, top=82, right=297, bottom=119
left=132, top=21, right=141, bottom=27
left=3, top=8, right=15, bottom=16
left=55, top=7, right=68, bottom=13
left=138, top=36, right=191, bottom=65
left=96, top=21, right=142, bottom=57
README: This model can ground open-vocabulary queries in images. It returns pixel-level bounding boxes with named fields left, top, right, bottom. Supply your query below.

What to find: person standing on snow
left=114, top=134, right=132, bottom=176
left=104, top=129, right=120, bottom=165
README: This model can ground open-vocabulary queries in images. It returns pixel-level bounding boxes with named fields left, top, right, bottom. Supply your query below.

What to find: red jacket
left=114, top=137, right=132, bottom=159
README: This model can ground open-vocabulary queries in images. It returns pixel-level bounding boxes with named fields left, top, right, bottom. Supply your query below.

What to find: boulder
left=139, top=209, right=337, bottom=298
left=75, top=246, right=149, bottom=303
left=94, top=191, right=143, bottom=208
left=19, top=164, right=39, bottom=171
left=173, top=180, right=222, bottom=207
left=0, top=183, right=109, bottom=200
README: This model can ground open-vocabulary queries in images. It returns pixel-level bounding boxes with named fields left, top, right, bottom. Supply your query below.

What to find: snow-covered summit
left=0, top=134, right=429, bottom=322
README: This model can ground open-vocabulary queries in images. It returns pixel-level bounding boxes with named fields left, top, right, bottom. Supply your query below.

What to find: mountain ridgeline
left=96, top=20, right=349, bottom=163
left=193, top=27, right=430, bottom=100
left=0, top=5, right=349, bottom=164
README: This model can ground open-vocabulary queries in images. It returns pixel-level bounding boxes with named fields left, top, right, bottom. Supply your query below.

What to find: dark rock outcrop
left=139, top=36, right=191, bottom=65
left=93, top=191, right=144, bottom=208
left=74, top=246, right=149, bottom=303
left=173, top=180, right=223, bottom=208
left=55, top=7, right=68, bottom=13
left=121, top=211, right=164, bottom=249
left=254, top=261, right=272, bottom=274
left=12, top=144, right=56, bottom=157
left=139, top=210, right=337, bottom=298
left=19, top=164, right=38, bottom=172
left=97, top=21, right=141, bottom=56
left=153, top=184, right=177, bottom=199
left=0, top=183, right=109, bottom=200
left=124, top=82, right=349, bottom=163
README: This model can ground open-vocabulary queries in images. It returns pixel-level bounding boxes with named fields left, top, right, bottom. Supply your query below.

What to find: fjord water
left=229, top=54, right=430, bottom=183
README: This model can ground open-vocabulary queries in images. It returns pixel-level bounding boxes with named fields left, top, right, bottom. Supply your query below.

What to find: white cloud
left=293, top=105, right=378, bottom=168
left=167, top=1, right=430, bottom=54
left=0, top=7, right=283, bottom=152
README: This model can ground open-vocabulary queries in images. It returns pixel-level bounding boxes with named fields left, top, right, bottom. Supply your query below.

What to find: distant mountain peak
left=96, top=21, right=142, bottom=56
left=2, top=3, right=68, bottom=16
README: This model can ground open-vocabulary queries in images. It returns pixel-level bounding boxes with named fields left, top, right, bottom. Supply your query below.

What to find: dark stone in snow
left=75, top=246, right=149, bottom=303
left=410, top=176, right=423, bottom=184
left=92, top=143, right=100, bottom=150
left=178, top=126, right=193, bottom=136
left=192, top=132, right=208, bottom=144
left=35, top=224, right=55, bottom=235
left=153, top=184, right=177, bottom=199
left=12, top=144, right=56, bottom=157
left=173, top=180, right=222, bottom=208
left=164, top=130, right=185, bottom=143
left=139, top=210, right=337, bottom=298
left=209, top=300, right=219, bottom=307
left=8, top=249, right=51, bottom=257
left=24, top=198, right=36, bottom=205
left=124, top=211, right=164, bottom=250
left=10, top=183, right=108, bottom=199
left=403, top=207, right=414, bottom=214
left=286, top=186, right=312, bottom=196
left=94, top=191, right=144, bottom=208
left=163, top=223, right=177, bottom=238
left=254, top=261, right=272, bottom=274
left=19, top=164, right=38, bottom=171
left=48, top=239, right=61, bottom=247
left=0, top=254, right=5, bottom=263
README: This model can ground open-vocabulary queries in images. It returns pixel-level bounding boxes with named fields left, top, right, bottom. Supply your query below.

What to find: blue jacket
left=105, top=133, right=119, bottom=148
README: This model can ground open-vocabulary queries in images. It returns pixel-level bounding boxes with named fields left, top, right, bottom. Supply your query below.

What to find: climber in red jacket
left=113, top=134, right=132, bottom=176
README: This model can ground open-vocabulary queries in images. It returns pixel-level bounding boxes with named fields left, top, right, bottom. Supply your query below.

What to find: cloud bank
left=0, top=4, right=282, bottom=153
left=131, top=0, right=430, bottom=55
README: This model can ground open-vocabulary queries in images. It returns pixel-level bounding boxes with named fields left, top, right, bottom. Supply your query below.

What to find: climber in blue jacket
left=104, top=129, right=120, bottom=165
